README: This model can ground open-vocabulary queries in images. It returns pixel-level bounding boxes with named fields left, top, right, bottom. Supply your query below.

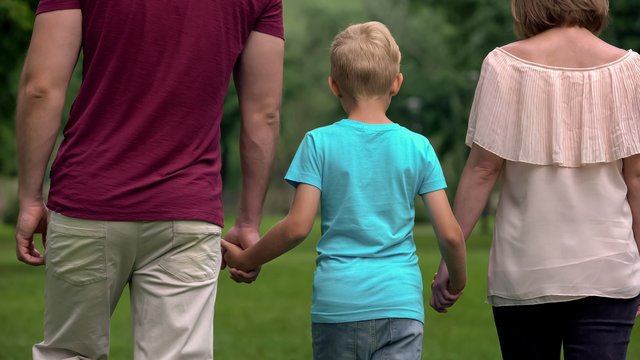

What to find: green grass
left=1, top=219, right=640, bottom=359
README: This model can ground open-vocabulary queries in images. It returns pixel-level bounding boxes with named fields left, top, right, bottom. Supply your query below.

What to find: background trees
left=0, top=0, right=38, bottom=176
left=1, top=0, right=639, bottom=220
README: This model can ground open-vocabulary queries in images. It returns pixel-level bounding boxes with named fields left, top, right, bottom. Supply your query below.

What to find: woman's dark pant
left=492, top=295, right=640, bottom=360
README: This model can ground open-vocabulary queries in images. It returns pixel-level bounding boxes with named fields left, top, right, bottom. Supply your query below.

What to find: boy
left=221, top=21, right=466, bottom=359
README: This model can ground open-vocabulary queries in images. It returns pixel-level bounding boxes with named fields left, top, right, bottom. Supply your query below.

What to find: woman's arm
left=623, top=154, right=640, bottom=254
left=453, top=144, right=505, bottom=239
left=623, top=154, right=640, bottom=317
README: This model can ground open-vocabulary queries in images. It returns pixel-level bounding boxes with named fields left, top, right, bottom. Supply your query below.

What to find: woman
left=430, top=0, right=640, bottom=359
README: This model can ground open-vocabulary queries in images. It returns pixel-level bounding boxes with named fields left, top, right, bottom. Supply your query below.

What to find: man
left=14, top=1, right=284, bottom=359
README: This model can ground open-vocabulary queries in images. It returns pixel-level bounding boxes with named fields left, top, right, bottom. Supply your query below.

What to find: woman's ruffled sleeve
left=466, top=49, right=640, bottom=167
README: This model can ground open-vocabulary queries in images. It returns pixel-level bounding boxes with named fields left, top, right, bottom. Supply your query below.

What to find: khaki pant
left=33, top=212, right=221, bottom=360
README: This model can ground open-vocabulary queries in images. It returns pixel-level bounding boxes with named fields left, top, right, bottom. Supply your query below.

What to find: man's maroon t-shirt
left=36, top=0, right=284, bottom=226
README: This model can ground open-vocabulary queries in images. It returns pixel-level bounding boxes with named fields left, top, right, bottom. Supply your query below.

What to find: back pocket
left=46, top=213, right=107, bottom=286
left=159, top=221, right=221, bottom=283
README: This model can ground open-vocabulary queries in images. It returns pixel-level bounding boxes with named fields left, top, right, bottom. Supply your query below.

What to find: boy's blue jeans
left=312, top=318, right=423, bottom=360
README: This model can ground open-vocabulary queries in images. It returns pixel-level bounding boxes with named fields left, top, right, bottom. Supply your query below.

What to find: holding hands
left=220, top=239, right=253, bottom=273
left=222, top=225, right=262, bottom=283
left=430, top=261, right=464, bottom=313
left=221, top=183, right=321, bottom=284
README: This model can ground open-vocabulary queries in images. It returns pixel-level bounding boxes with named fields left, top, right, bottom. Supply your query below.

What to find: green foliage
left=221, top=0, right=367, bottom=195
left=363, top=0, right=514, bottom=192
left=604, top=0, right=640, bottom=50
left=0, top=0, right=37, bottom=176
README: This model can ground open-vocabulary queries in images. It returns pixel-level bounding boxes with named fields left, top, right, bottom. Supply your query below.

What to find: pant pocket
left=45, top=213, right=107, bottom=286
left=159, top=221, right=221, bottom=283
left=312, top=322, right=358, bottom=360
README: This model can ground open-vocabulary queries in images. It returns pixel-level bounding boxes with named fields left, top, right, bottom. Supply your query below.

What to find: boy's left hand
left=430, top=272, right=463, bottom=313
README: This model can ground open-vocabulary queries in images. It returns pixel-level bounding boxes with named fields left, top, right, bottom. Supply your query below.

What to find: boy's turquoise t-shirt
left=285, top=119, right=447, bottom=323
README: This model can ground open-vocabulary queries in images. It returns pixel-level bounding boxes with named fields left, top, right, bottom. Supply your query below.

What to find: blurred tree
left=361, top=0, right=513, bottom=192
left=0, top=0, right=37, bottom=176
left=219, top=0, right=367, bottom=208
left=603, top=0, right=640, bottom=50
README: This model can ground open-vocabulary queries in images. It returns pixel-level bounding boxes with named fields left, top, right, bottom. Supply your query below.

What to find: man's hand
left=222, top=225, right=261, bottom=283
left=15, top=202, right=48, bottom=266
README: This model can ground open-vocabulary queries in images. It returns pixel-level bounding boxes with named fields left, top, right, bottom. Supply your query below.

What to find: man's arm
left=223, top=31, right=284, bottom=282
left=222, top=184, right=320, bottom=271
left=15, top=10, right=82, bottom=265
left=430, top=144, right=504, bottom=311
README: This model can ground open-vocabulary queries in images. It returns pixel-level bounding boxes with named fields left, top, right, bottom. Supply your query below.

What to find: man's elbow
left=242, top=106, right=280, bottom=135
left=263, top=109, right=280, bottom=128
left=20, top=75, right=64, bottom=101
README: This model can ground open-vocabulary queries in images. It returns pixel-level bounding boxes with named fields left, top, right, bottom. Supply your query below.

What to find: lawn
left=1, top=218, right=639, bottom=359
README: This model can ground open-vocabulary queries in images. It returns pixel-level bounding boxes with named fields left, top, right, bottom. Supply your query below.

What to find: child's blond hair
left=330, top=21, right=401, bottom=100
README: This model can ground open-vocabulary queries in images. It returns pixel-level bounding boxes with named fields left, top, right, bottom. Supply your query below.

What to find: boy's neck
left=344, top=96, right=393, bottom=125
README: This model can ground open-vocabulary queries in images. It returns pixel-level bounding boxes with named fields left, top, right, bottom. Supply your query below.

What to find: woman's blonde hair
left=511, top=0, right=609, bottom=39
left=330, top=21, right=401, bottom=99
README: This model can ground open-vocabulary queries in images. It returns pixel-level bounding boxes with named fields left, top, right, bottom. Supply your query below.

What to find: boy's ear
left=390, top=73, right=403, bottom=96
left=328, top=77, right=342, bottom=98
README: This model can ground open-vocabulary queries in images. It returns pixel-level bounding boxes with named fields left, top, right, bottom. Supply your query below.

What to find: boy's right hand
left=220, top=239, right=250, bottom=272
left=222, top=226, right=262, bottom=283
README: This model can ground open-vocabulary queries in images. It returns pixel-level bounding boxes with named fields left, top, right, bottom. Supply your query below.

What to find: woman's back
left=464, top=25, right=640, bottom=306
left=447, top=1, right=640, bottom=358
left=501, top=26, right=627, bottom=68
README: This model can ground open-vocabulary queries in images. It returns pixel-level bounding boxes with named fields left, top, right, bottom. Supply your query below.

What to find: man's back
left=16, top=1, right=284, bottom=358
left=41, top=0, right=283, bottom=225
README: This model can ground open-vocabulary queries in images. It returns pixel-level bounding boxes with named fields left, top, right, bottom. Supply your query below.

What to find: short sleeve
left=36, top=0, right=81, bottom=15
left=254, top=0, right=284, bottom=39
left=418, top=142, right=447, bottom=195
left=466, top=48, right=640, bottom=167
left=285, top=133, right=322, bottom=190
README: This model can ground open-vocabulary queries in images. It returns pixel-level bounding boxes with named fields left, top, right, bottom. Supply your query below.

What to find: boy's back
left=285, top=118, right=447, bottom=323
left=221, top=21, right=466, bottom=360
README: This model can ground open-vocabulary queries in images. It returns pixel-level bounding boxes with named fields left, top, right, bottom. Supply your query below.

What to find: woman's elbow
left=466, top=146, right=504, bottom=183
left=472, top=162, right=502, bottom=182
